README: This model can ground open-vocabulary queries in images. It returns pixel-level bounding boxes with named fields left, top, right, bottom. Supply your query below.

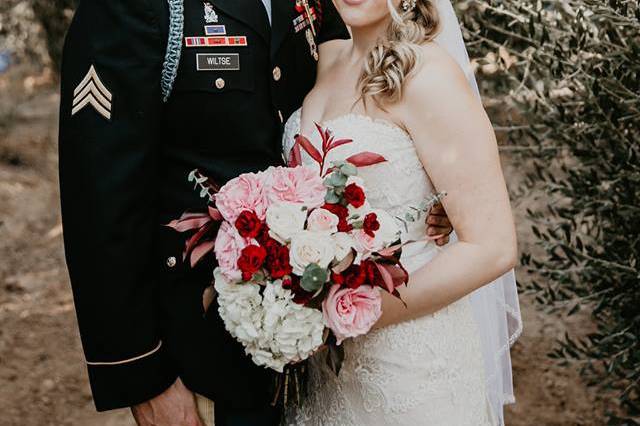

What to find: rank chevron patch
left=72, top=65, right=112, bottom=120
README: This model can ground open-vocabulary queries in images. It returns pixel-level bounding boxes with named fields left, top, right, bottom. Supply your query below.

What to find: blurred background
left=0, top=1, right=637, bottom=425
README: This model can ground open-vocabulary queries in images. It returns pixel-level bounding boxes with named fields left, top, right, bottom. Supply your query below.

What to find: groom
left=58, top=0, right=452, bottom=425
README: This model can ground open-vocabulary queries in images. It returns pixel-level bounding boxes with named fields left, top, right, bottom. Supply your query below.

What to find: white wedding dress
left=282, top=110, right=495, bottom=425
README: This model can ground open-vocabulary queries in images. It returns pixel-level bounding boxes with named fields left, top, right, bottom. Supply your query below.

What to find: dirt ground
left=0, top=66, right=610, bottom=426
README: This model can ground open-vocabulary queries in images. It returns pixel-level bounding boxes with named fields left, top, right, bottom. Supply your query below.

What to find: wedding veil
left=432, top=1, right=523, bottom=424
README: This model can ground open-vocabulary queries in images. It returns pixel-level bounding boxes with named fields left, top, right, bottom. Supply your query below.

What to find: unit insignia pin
left=203, top=2, right=219, bottom=23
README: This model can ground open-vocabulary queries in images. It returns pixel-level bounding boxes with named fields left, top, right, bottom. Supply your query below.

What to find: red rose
left=266, top=245, right=293, bottom=279
left=344, top=183, right=366, bottom=208
left=234, top=210, right=263, bottom=239
left=255, top=224, right=270, bottom=245
left=331, top=271, right=345, bottom=285
left=237, top=245, right=267, bottom=281
left=343, top=263, right=367, bottom=289
left=322, top=203, right=352, bottom=232
left=363, top=212, right=380, bottom=237
left=363, top=260, right=383, bottom=287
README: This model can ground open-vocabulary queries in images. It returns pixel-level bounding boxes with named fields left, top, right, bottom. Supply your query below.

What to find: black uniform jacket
left=58, top=0, right=349, bottom=412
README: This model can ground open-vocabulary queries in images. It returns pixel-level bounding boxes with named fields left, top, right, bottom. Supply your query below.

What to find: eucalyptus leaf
left=325, top=190, right=341, bottom=204
left=300, top=263, right=328, bottom=292
left=340, top=163, right=358, bottom=176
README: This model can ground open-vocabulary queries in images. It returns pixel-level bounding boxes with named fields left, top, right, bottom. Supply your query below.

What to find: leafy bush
left=29, top=0, right=75, bottom=70
left=0, top=0, right=74, bottom=71
left=459, top=0, right=639, bottom=422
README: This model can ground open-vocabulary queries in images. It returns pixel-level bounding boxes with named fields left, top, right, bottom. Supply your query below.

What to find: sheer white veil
left=432, top=1, right=523, bottom=424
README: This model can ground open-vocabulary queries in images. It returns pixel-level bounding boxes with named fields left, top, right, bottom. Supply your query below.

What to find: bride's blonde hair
left=359, top=0, right=440, bottom=105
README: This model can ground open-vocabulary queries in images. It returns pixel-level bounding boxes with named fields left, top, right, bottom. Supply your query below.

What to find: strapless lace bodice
left=282, top=109, right=493, bottom=426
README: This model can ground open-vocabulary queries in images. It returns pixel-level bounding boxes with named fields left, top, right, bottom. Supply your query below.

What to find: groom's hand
left=427, top=203, right=453, bottom=246
left=131, top=378, right=204, bottom=426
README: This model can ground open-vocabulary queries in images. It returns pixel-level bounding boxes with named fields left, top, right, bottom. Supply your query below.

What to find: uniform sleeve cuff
left=87, top=341, right=178, bottom=411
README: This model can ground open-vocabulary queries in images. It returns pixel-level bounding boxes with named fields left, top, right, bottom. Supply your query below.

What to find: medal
left=185, top=36, right=248, bottom=47
left=294, top=0, right=318, bottom=60
left=302, top=0, right=316, bottom=36
left=305, top=28, right=318, bottom=61
left=292, top=6, right=317, bottom=33
left=203, top=1, right=219, bottom=23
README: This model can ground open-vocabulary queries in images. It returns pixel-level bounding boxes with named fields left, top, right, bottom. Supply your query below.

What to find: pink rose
left=322, top=284, right=382, bottom=345
left=307, top=208, right=339, bottom=234
left=215, top=172, right=269, bottom=223
left=351, top=229, right=379, bottom=263
left=214, top=222, right=249, bottom=282
left=266, top=166, right=325, bottom=209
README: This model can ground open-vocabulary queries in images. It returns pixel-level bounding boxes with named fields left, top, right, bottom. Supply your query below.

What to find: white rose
left=332, top=232, right=355, bottom=262
left=306, top=208, right=339, bottom=234
left=289, top=231, right=335, bottom=275
left=372, top=209, right=401, bottom=247
left=266, top=202, right=307, bottom=243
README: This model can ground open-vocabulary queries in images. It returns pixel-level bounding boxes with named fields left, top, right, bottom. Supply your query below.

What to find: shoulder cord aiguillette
left=161, top=0, right=184, bottom=102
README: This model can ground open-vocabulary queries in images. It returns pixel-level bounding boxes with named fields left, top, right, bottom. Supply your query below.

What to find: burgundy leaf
left=288, top=141, right=302, bottom=167
left=377, top=242, right=404, bottom=257
left=328, top=138, right=353, bottom=151
left=295, top=134, right=323, bottom=164
left=202, top=285, right=217, bottom=313
left=375, top=262, right=409, bottom=294
left=315, top=123, right=333, bottom=152
left=165, top=212, right=212, bottom=233
left=183, top=222, right=214, bottom=261
left=190, top=240, right=216, bottom=267
left=346, top=152, right=387, bottom=167
left=208, top=206, right=223, bottom=221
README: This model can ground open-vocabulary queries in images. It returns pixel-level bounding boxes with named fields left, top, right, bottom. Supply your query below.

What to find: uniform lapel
left=209, top=0, right=270, bottom=44
left=270, top=0, right=297, bottom=60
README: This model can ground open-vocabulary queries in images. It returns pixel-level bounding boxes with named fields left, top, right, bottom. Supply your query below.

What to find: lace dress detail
left=283, top=109, right=493, bottom=426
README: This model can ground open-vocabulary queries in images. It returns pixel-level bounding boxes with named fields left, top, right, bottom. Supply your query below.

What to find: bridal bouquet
left=168, top=125, right=444, bottom=378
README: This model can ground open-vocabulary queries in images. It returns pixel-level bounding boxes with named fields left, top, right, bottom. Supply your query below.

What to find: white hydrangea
left=214, top=268, right=325, bottom=372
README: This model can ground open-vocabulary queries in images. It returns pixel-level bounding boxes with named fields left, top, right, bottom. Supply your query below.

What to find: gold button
left=214, top=78, right=225, bottom=89
left=278, top=110, right=284, bottom=123
left=166, top=256, right=177, bottom=268
left=272, top=66, right=282, bottom=82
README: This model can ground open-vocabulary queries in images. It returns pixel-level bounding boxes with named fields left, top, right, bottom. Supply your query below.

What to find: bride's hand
left=426, top=203, right=452, bottom=246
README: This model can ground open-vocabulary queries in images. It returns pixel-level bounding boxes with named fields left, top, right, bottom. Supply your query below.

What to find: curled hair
left=359, top=0, right=440, bottom=105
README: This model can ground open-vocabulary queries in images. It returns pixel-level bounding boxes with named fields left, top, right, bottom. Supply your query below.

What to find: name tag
left=196, top=53, right=240, bottom=71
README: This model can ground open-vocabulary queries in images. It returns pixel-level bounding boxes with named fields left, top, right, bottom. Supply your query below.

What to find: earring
left=401, top=0, right=416, bottom=11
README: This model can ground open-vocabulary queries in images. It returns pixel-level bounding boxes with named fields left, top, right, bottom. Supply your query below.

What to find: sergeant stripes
left=72, top=65, right=112, bottom=120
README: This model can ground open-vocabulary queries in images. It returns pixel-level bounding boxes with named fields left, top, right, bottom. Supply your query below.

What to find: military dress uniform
left=58, top=0, right=348, bottom=423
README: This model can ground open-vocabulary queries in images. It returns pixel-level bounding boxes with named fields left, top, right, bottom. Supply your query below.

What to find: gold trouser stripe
left=86, top=341, right=163, bottom=366
left=195, top=393, right=215, bottom=426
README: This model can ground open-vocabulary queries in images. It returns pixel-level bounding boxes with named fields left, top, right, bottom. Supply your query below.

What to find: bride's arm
left=375, top=44, right=517, bottom=328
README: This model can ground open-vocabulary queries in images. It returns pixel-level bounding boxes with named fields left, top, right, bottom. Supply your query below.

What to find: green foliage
left=0, top=0, right=74, bottom=70
left=29, top=0, right=75, bottom=71
left=460, top=0, right=639, bottom=422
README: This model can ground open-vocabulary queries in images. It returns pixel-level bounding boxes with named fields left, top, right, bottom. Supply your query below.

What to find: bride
left=283, top=0, right=521, bottom=425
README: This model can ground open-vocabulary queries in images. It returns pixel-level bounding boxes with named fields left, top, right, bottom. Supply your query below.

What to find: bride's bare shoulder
left=402, top=42, right=476, bottom=109
left=411, top=42, right=470, bottom=91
